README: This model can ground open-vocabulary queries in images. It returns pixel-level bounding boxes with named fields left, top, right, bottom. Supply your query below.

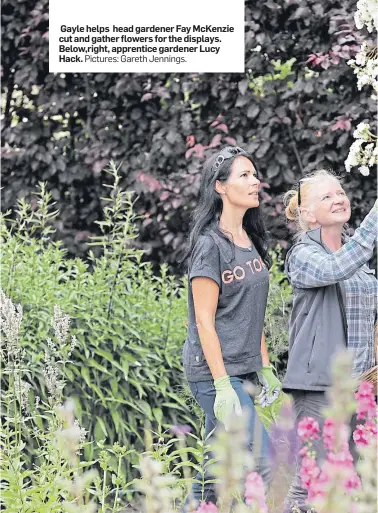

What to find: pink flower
left=326, top=448, right=353, bottom=467
left=307, top=473, right=328, bottom=502
left=298, top=395, right=375, bottom=509
left=353, top=424, right=370, bottom=447
left=355, top=382, right=377, bottom=420
left=356, top=381, right=374, bottom=396
left=345, top=471, right=361, bottom=490
left=195, top=502, right=218, bottom=513
left=356, top=397, right=377, bottom=420
left=297, top=416, right=320, bottom=441
left=245, top=471, right=268, bottom=513
left=299, top=446, right=309, bottom=456
left=365, top=419, right=378, bottom=435
left=322, top=418, right=349, bottom=452
left=322, top=418, right=337, bottom=451
left=300, top=455, right=320, bottom=490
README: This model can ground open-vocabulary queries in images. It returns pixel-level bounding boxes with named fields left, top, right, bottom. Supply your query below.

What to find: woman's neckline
left=214, top=225, right=253, bottom=250
left=234, top=243, right=253, bottom=252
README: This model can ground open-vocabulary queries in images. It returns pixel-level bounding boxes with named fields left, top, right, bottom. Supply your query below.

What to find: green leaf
left=96, top=416, right=108, bottom=437
left=81, top=367, right=92, bottom=388
left=152, top=408, right=163, bottom=424
left=88, top=358, right=111, bottom=375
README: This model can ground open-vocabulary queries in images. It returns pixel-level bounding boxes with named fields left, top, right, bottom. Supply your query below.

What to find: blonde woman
left=281, top=170, right=377, bottom=513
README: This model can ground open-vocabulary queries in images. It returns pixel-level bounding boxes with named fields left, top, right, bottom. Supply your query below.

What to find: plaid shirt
left=287, top=208, right=378, bottom=377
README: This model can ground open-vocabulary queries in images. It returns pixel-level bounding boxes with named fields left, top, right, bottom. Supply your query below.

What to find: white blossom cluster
left=0, top=290, right=23, bottom=359
left=354, top=0, right=378, bottom=32
left=74, top=419, right=88, bottom=444
left=345, top=122, right=378, bottom=175
left=13, top=369, right=32, bottom=411
left=43, top=349, right=66, bottom=401
left=348, top=42, right=378, bottom=93
left=53, top=305, right=70, bottom=346
left=43, top=306, right=77, bottom=400
left=346, top=0, right=378, bottom=176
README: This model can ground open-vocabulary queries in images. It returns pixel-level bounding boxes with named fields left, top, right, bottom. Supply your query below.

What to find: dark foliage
left=2, top=0, right=376, bottom=270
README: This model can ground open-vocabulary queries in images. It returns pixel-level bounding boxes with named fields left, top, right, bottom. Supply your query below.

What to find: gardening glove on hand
left=256, top=365, right=281, bottom=408
left=214, top=375, right=242, bottom=427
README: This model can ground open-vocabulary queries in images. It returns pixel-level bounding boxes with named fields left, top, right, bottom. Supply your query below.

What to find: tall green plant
left=0, top=292, right=137, bottom=513
left=1, top=164, right=190, bottom=478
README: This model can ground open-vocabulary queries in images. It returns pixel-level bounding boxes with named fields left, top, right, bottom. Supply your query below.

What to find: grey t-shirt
left=183, top=228, right=270, bottom=382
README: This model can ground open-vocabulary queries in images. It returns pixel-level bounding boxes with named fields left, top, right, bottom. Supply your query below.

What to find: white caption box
left=49, top=0, right=244, bottom=73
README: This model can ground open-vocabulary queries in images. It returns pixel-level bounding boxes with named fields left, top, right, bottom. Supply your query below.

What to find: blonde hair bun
left=283, top=190, right=299, bottom=221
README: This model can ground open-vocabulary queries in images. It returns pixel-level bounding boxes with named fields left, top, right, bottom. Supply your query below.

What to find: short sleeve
left=188, top=235, right=221, bottom=288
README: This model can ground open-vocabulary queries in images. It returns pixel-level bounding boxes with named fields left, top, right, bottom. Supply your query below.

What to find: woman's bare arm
left=192, top=277, right=227, bottom=380
left=260, top=332, right=270, bottom=366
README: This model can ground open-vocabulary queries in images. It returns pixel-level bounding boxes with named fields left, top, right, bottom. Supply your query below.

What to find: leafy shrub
left=1, top=294, right=100, bottom=513
left=1, top=164, right=190, bottom=476
left=1, top=0, right=376, bottom=267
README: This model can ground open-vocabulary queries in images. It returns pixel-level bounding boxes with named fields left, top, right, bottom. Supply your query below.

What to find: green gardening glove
left=256, top=365, right=282, bottom=408
left=214, top=375, right=242, bottom=427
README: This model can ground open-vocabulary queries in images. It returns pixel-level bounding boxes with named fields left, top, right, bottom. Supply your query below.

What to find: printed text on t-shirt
left=222, top=256, right=266, bottom=284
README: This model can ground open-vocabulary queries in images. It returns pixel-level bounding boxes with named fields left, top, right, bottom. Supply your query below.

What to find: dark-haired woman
left=182, top=146, right=281, bottom=507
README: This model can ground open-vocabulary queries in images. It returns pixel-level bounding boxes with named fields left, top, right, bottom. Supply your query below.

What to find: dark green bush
left=1, top=0, right=376, bottom=267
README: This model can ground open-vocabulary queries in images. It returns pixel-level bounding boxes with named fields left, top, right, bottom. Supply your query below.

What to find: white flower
left=366, top=58, right=378, bottom=77
left=53, top=305, right=70, bottom=345
left=357, top=73, right=371, bottom=89
left=353, top=122, right=370, bottom=139
left=359, top=165, right=370, bottom=176
left=74, top=419, right=88, bottom=444
left=365, top=142, right=374, bottom=154
left=0, top=291, right=23, bottom=359
left=13, top=369, right=32, bottom=411
left=355, top=10, right=364, bottom=29
left=345, top=139, right=364, bottom=172
left=355, top=0, right=378, bottom=32
left=355, top=52, right=367, bottom=66
left=350, top=138, right=364, bottom=154
left=349, top=40, right=378, bottom=93
left=67, top=335, right=77, bottom=359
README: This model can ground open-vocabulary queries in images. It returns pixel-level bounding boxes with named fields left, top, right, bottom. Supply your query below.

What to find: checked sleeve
left=287, top=207, right=377, bottom=289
